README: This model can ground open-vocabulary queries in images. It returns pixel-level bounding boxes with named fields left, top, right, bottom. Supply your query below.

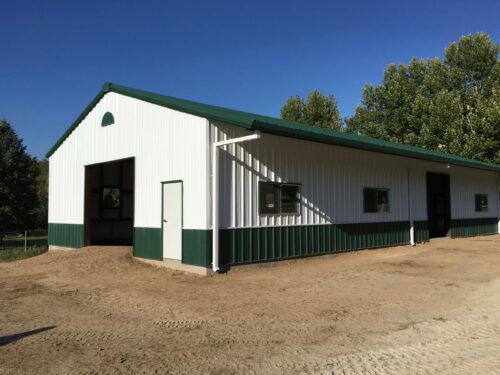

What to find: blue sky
left=1, top=0, right=499, bottom=159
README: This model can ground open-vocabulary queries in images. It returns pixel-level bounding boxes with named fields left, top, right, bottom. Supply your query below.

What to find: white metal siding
left=48, top=92, right=209, bottom=230
left=212, top=122, right=498, bottom=229
left=450, top=168, right=498, bottom=219
left=49, top=95, right=498, bottom=234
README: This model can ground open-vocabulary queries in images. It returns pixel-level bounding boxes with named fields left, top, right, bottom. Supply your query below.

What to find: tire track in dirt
left=280, top=306, right=500, bottom=374
left=2, top=239, right=500, bottom=374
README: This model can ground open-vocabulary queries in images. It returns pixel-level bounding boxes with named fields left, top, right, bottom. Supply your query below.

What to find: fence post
left=24, top=230, right=27, bottom=252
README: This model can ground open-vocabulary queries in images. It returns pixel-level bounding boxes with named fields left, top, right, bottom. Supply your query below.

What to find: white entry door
left=162, top=181, right=182, bottom=260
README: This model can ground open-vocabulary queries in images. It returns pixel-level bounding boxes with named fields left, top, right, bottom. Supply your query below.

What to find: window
left=103, top=188, right=121, bottom=209
left=259, top=182, right=300, bottom=215
left=280, top=184, right=300, bottom=214
left=475, top=194, right=488, bottom=212
left=364, top=188, right=390, bottom=213
left=259, top=183, right=280, bottom=214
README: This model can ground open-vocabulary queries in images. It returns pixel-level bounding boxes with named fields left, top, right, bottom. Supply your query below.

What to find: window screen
left=364, top=188, right=390, bottom=213
left=475, top=194, right=488, bottom=212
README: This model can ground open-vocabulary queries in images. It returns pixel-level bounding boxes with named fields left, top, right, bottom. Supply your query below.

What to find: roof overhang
left=46, top=82, right=500, bottom=174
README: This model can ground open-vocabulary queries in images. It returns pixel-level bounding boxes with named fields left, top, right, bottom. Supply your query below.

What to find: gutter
left=407, top=168, right=415, bottom=246
left=211, top=131, right=261, bottom=272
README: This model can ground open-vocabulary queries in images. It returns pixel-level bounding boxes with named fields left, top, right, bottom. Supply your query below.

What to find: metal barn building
left=47, top=83, right=500, bottom=274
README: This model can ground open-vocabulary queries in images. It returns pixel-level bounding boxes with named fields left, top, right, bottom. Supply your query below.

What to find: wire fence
left=0, top=229, right=48, bottom=261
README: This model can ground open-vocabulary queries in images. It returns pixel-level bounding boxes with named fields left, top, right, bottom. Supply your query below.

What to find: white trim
left=408, top=169, right=415, bottom=245
left=212, top=131, right=261, bottom=272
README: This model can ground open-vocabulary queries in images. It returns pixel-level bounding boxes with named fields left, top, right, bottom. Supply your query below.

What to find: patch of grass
left=0, top=246, right=48, bottom=262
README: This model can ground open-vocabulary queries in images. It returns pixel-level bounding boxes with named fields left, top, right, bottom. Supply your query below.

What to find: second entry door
left=162, top=181, right=182, bottom=260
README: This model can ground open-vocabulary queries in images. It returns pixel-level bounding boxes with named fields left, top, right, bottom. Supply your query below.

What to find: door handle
left=163, top=219, right=168, bottom=223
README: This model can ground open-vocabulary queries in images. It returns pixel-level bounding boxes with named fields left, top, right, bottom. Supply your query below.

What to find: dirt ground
left=1, top=236, right=500, bottom=374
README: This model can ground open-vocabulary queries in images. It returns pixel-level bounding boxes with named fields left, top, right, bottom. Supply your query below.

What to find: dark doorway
left=426, top=172, right=451, bottom=238
left=84, top=158, right=134, bottom=245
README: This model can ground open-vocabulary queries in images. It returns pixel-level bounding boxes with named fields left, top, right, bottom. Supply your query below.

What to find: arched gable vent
left=101, top=112, right=115, bottom=127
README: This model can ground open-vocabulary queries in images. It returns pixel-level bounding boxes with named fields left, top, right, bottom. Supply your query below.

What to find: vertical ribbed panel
left=133, top=227, right=162, bottom=260
left=48, top=90, right=499, bottom=261
left=49, top=92, right=210, bottom=232
left=134, top=228, right=213, bottom=265
left=450, top=169, right=498, bottom=220
left=220, top=221, right=410, bottom=265
left=48, top=223, right=84, bottom=248
left=451, top=218, right=498, bottom=238
left=182, top=229, right=212, bottom=266
left=212, top=123, right=427, bottom=229
left=414, top=221, right=430, bottom=242
left=212, top=123, right=499, bottom=232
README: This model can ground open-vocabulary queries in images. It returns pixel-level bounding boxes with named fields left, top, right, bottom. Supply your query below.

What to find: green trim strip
left=157, top=222, right=420, bottom=268
left=450, top=218, right=498, bottom=238
left=48, top=223, right=84, bottom=248
left=182, top=229, right=212, bottom=266
left=133, top=228, right=212, bottom=264
left=132, top=222, right=418, bottom=268
left=48, top=219, right=496, bottom=268
left=220, top=221, right=411, bottom=265
left=45, top=83, right=500, bottom=173
left=133, top=227, right=162, bottom=260
left=414, top=220, right=430, bottom=242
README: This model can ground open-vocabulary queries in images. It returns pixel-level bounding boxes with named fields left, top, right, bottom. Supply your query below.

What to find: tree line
left=281, top=32, right=500, bottom=164
left=0, top=120, right=47, bottom=232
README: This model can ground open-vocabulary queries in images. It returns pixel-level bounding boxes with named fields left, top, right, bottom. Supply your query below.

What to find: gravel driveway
left=1, top=235, right=499, bottom=374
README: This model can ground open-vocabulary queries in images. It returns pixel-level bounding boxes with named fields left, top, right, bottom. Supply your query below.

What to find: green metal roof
left=46, top=82, right=500, bottom=173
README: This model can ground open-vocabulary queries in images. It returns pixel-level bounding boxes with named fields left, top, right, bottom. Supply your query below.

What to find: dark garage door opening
left=84, top=158, right=134, bottom=245
left=426, top=172, right=451, bottom=239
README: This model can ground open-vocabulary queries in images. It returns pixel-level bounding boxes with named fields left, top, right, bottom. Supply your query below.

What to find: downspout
left=407, top=168, right=415, bottom=246
left=212, top=130, right=261, bottom=272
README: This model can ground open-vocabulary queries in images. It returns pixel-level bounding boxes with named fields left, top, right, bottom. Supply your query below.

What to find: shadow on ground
left=0, top=326, right=56, bottom=347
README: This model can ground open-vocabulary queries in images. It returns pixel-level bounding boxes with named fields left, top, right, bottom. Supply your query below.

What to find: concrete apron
left=134, top=257, right=213, bottom=276
left=49, top=245, right=81, bottom=251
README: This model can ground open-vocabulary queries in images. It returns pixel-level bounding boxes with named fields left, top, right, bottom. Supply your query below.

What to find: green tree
left=346, top=32, right=500, bottom=164
left=280, top=95, right=304, bottom=123
left=35, top=159, right=49, bottom=229
left=0, top=119, right=40, bottom=231
left=281, top=90, right=342, bottom=130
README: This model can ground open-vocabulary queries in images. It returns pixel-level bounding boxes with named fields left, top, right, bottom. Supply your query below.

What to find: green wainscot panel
left=220, top=221, right=412, bottom=265
left=451, top=218, right=498, bottom=238
left=133, top=227, right=162, bottom=260
left=182, top=229, right=212, bottom=267
left=414, top=220, right=430, bottom=242
left=48, top=223, right=84, bottom=248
